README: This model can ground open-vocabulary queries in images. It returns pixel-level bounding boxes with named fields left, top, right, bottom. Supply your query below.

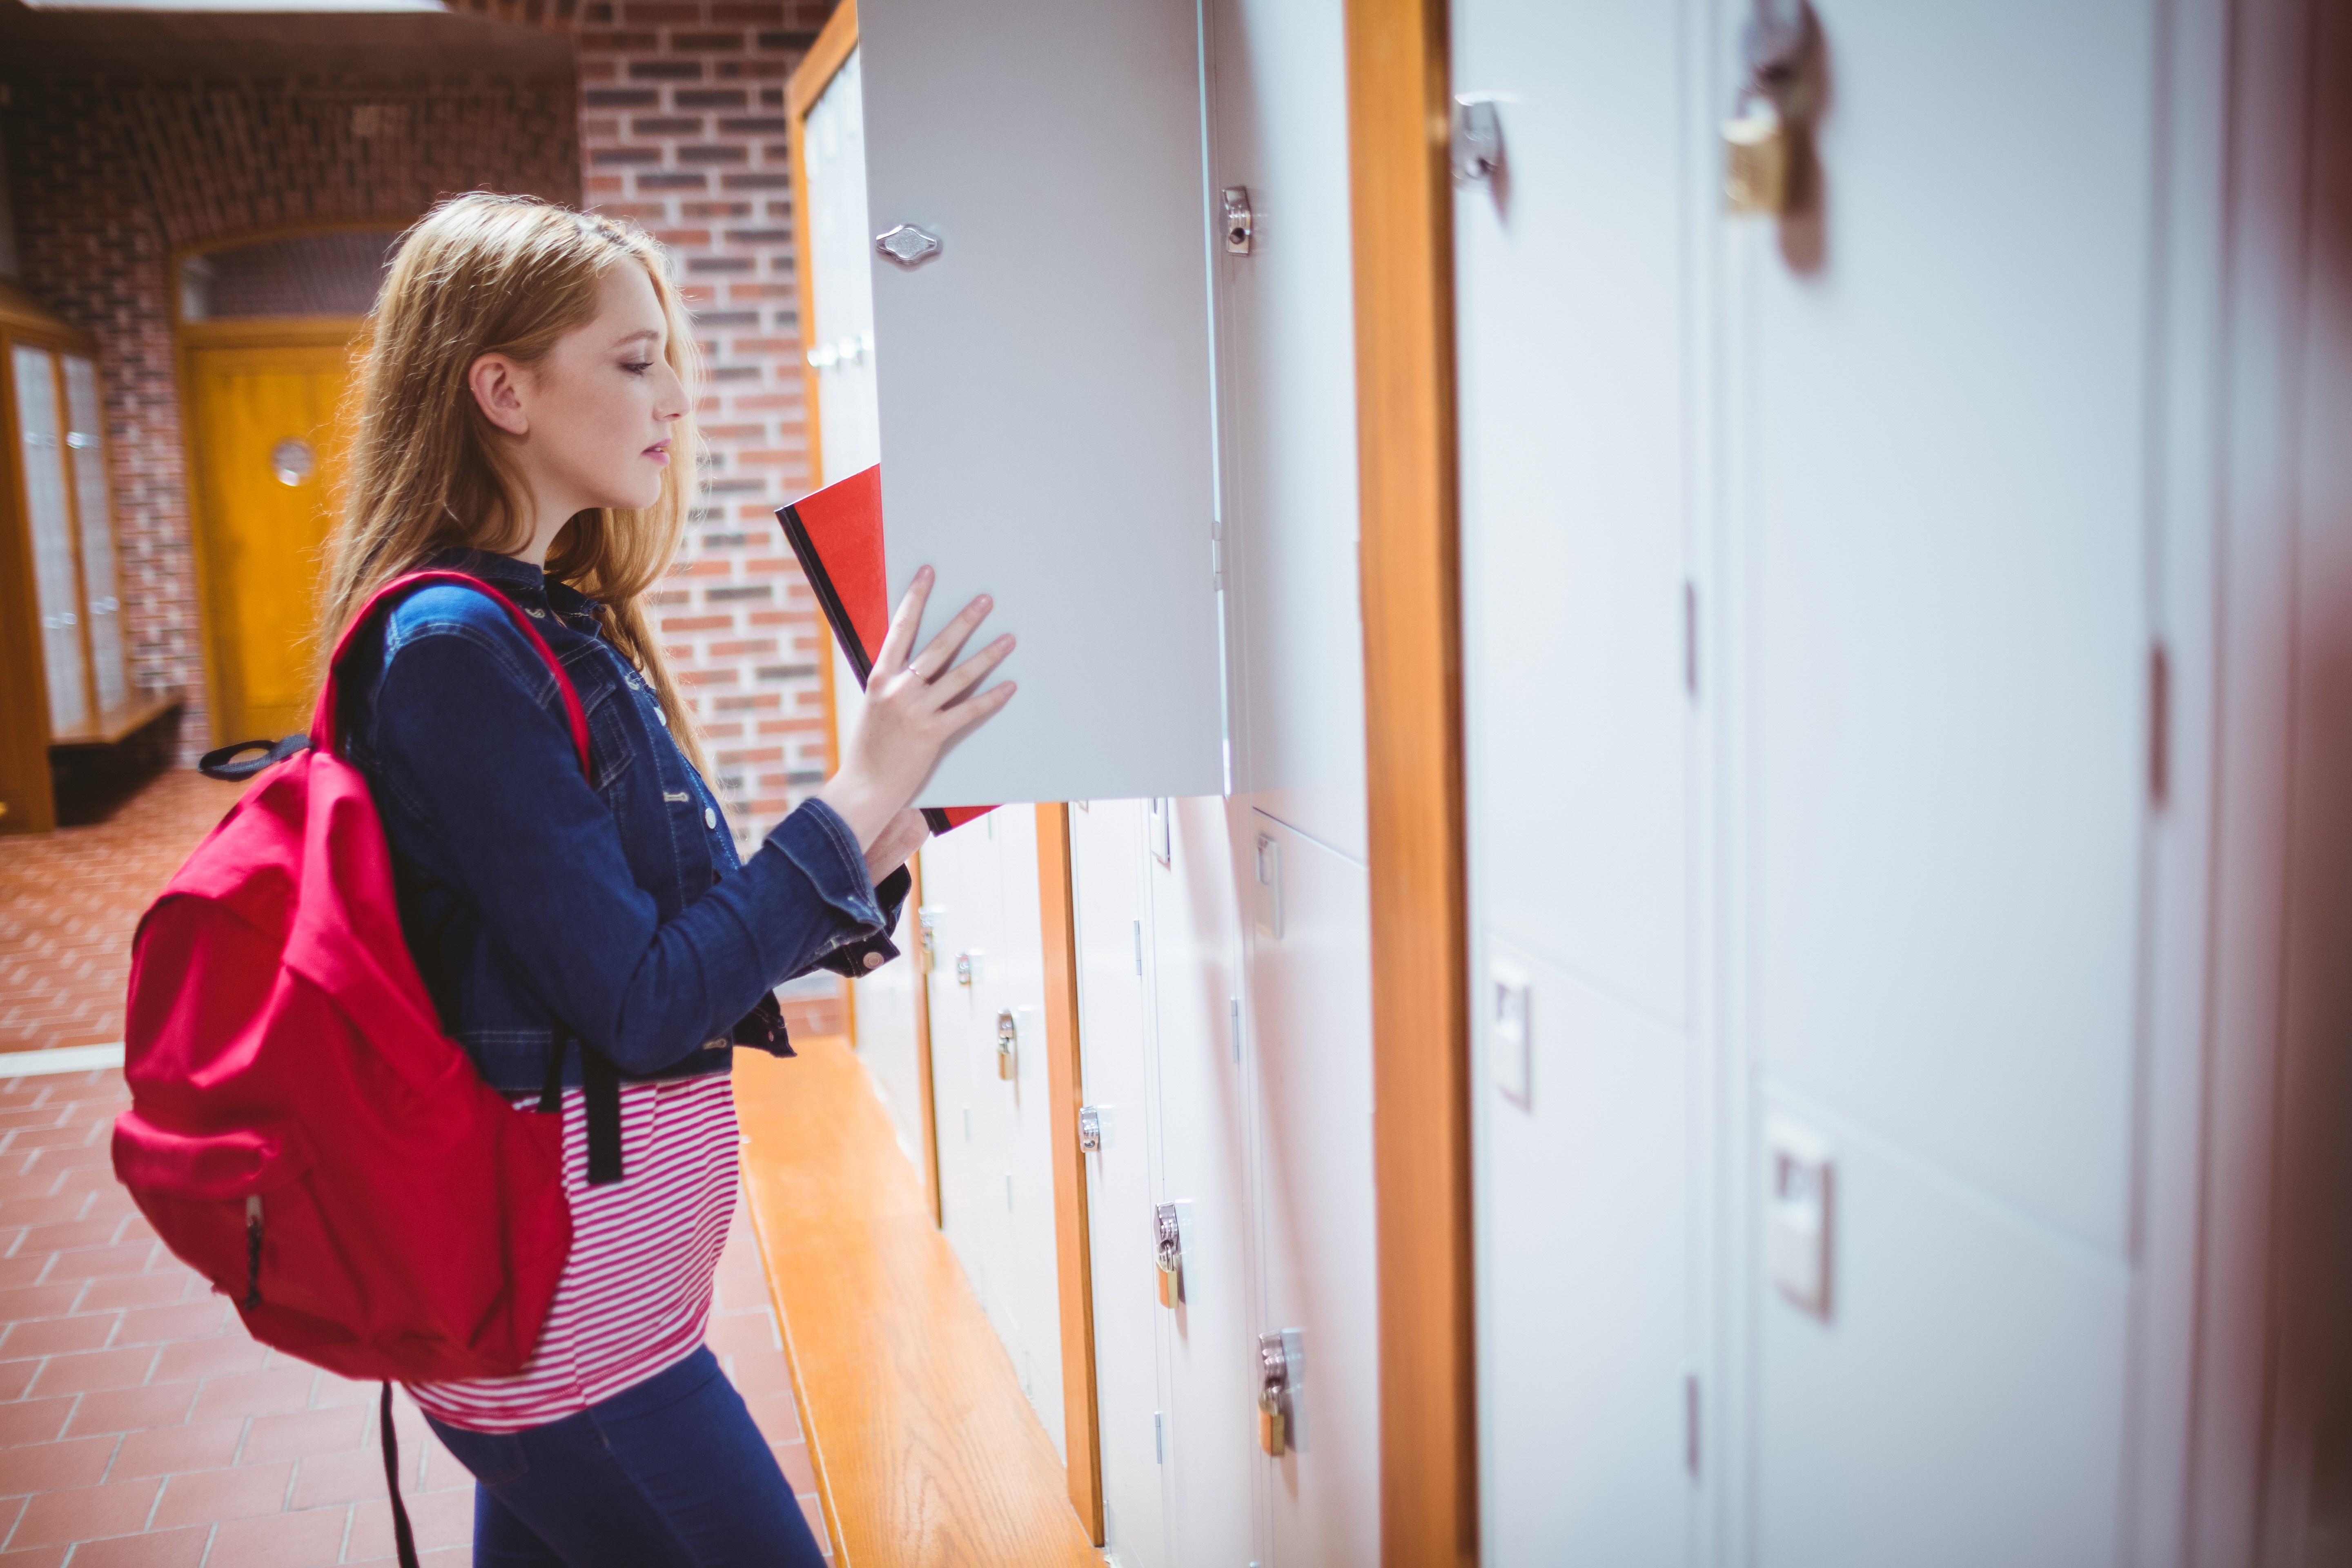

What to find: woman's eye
left=622, top=360, right=655, bottom=375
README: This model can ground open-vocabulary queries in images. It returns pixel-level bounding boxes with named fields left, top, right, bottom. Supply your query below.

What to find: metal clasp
left=1078, top=1105, right=1102, bottom=1152
left=1450, top=97, right=1504, bottom=188
left=995, top=1009, right=1017, bottom=1080
left=1221, top=187, right=1254, bottom=255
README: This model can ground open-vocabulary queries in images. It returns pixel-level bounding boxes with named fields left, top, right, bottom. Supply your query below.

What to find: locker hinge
left=1211, top=537, right=1224, bottom=589
left=2149, top=641, right=2170, bottom=808
left=1684, top=1372, right=1701, bottom=1477
left=1684, top=580, right=1699, bottom=698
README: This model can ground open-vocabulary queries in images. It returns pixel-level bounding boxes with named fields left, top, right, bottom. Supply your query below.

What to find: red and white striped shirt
left=408, top=1071, right=740, bottom=1433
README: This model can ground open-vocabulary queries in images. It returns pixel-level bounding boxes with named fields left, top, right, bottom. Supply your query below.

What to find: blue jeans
left=425, top=1348, right=826, bottom=1567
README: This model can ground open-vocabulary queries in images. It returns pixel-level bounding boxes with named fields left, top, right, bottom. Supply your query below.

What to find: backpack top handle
left=310, top=569, right=593, bottom=781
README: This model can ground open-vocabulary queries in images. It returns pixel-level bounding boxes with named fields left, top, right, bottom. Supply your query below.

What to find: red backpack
left=114, top=570, right=581, bottom=1384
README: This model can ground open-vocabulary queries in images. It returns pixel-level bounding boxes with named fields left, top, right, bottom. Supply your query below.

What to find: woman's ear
left=468, top=354, right=530, bottom=437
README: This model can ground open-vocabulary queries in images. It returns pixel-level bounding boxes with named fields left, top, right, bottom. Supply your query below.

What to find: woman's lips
left=644, top=442, right=670, bottom=464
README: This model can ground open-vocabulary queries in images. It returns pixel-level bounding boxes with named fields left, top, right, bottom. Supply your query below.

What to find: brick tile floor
left=0, top=1067, right=830, bottom=1562
left=0, top=773, right=249, bottom=1052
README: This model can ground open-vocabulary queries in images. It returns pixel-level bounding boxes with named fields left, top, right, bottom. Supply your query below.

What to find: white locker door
left=1070, top=800, right=1172, bottom=1567
left=1246, top=813, right=1378, bottom=1567
left=803, top=41, right=877, bottom=795
left=1206, top=0, right=1368, bottom=860
left=920, top=811, right=1069, bottom=1458
left=1734, top=3, right=2153, bottom=1562
left=855, top=0, right=1222, bottom=808
left=802, top=46, right=880, bottom=483
left=1452, top=2, right=1697, bottom=1561
left=804, top=45, right=929, bottom=1145
left=1148, top=798, right=1255, bottom=1568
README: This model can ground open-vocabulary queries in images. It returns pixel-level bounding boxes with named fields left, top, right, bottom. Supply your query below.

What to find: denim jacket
left=335, top=549, right=906, bottom=1096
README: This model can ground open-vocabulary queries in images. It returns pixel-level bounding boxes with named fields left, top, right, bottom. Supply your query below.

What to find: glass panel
left=12, top=345, right=86, bottom=734
left=63, top=355, right=126, bottom=715
left=178, top=231, right=401, bottom=321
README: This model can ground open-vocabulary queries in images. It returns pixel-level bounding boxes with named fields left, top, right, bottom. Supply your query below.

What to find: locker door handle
left=875, top=223, right=942, bottom=268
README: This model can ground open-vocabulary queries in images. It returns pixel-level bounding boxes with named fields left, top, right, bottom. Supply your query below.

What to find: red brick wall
left=577, top=0, right=838, bottom=848
left=4, top=75, right=580, bottom=763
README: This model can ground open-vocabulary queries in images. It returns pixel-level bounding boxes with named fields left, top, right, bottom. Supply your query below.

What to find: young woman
left=318, top=192, right=1012, bottom=1566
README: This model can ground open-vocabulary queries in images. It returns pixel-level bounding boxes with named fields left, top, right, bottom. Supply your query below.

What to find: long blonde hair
left=320, top=192, right=707, bottom=773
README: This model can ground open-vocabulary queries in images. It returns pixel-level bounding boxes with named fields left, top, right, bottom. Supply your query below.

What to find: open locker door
left=857, top=0, right=1223, bottom=807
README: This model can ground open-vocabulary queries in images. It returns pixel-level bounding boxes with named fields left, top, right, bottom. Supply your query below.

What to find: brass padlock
left=1257, top=1331, right=1291, bottom=1457
left=1258, top=1388, right=1286, bottom=1457
left=1154, top=1203, right=1183, bottom=1307
left=995, top=1009, right=1017, bottom=1081
left=1722, top=93, right=1790, bottom=214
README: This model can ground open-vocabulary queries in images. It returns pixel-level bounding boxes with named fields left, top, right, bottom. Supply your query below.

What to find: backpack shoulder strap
left=311, top=570, right=592, bottom=781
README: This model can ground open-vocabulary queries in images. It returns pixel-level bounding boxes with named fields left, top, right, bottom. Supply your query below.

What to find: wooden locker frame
left=1346, top=0, right=1477, bottom=1563
left=1035, top=802, right=1103, bottom=1543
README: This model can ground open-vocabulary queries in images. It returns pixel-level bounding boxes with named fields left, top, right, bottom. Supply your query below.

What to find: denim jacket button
left=704, top=807, right=717, bottom=829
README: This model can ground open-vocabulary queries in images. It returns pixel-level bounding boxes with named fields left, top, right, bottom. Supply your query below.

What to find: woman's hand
left=816, top=566, right=1015, bottom=851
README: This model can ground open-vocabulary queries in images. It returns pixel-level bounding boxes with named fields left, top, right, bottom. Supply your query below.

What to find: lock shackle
left=1733, top=0, right=1817, bottom=115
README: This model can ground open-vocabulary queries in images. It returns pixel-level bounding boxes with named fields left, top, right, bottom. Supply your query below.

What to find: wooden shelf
left=49, top=690, right=182, bottom=749
left=736, top=1038, right=1100, bottom=1567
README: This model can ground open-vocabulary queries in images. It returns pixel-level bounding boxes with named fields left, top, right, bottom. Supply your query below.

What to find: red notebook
left=776, top=464, right=991, bottom=836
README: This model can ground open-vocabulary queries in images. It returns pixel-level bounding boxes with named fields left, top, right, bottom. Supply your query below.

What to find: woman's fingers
left=906, top=593, right=993, bottom=682
left=941, top=681, right=1017, bottom=735
left=871, top=568, right=935, bottom=676
left=932, top=633, right=1015, bottom=704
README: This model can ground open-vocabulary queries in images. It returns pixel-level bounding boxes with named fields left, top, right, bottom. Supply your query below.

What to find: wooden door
left=188, top=340, right=356, bottom=744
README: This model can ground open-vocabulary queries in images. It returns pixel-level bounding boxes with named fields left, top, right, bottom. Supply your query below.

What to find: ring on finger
left=904, top=660, right=931, bottom=683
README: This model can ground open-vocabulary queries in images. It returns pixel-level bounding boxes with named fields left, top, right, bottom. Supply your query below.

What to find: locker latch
left=995, top=1009, right=1018, bottom=1081
left=915, top=908, right=939, bottom=973
left=1078, top=1105, right=1102, bottom=1152
left=1221, top=187, right=1254, bottom=256
left=1154, top=1203, right=1184, bottom=1307
left=955, top=952, right=973, bottom=987
left=1257, top=1331, right=1294, bottom=1456
left=1450, top=96, right=1503, bottom=188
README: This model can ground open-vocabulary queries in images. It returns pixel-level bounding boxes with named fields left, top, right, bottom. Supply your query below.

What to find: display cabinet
left=0, top=280, right=168, bottom=835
